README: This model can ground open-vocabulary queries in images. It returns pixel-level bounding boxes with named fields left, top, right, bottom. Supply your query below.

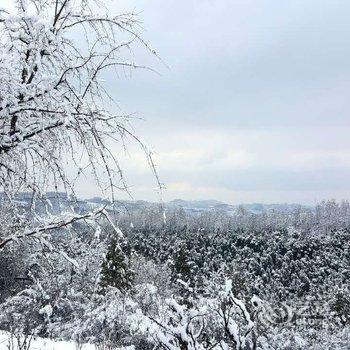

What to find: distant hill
left=0, top=192, right=310, bottom=215
left=165, top=199, right=308, bottom=214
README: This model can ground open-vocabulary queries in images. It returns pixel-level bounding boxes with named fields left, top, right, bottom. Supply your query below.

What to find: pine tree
left=100, top=240, right=134, bottom=292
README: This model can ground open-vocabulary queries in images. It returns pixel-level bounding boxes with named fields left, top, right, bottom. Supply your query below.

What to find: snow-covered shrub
left=143, top=280, right=264, bottom=350
left=70, top=288, right=143, bottom=346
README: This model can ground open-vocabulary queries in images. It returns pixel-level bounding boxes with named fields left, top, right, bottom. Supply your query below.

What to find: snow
left=224, top=279, right=232, bottom=294
left=0, top=331, right=135, bottom=350
left=39, top=304, right=53, bottom=319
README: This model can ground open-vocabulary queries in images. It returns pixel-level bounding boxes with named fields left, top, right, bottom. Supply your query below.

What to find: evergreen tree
left=100, top=239, right=134, bottom=292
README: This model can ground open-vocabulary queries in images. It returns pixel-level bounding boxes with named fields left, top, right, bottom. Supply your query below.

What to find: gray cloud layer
left=80, top=1, right=350, bottom=203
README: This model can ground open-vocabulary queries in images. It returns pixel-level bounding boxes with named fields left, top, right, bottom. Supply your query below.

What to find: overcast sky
left=92, top=0, right=350, bottom=205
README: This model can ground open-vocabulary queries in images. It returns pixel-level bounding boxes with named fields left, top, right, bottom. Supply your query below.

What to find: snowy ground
left=0, top=331, right=134, bottom=350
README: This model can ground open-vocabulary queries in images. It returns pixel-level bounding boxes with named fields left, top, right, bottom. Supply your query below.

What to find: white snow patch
left=0, top=331, right=135, bottom=350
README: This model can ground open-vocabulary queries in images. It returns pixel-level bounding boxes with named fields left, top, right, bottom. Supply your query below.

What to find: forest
left=0, top=0, right=349, bottom=349
left=0, top=199, right=349, bottom=349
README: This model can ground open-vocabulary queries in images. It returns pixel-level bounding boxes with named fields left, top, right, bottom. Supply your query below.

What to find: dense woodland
left=0, top=200, right=349, bottom=349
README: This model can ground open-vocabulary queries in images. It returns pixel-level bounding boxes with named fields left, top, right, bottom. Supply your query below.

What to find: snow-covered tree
left=0, top=0, right=159, bottom=249
left=100, top=238, right=134, bottom=292
left=144, top=280, right=263, bottom=350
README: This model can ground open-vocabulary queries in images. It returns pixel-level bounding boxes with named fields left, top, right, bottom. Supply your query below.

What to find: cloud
left=6, top=0, right=348, bottom=203
left=86, top=122, right=350, bottom=203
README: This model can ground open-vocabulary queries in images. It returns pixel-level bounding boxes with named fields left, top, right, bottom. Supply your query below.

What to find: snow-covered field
left=0, top=332, right=134, bottom=350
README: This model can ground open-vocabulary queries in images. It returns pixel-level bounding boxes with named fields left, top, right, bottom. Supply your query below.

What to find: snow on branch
left=144, top=280, right=261, bottom=350
left=0, top=0, right=161, bottom=246
left=0, top=206, right=106, bottom=249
